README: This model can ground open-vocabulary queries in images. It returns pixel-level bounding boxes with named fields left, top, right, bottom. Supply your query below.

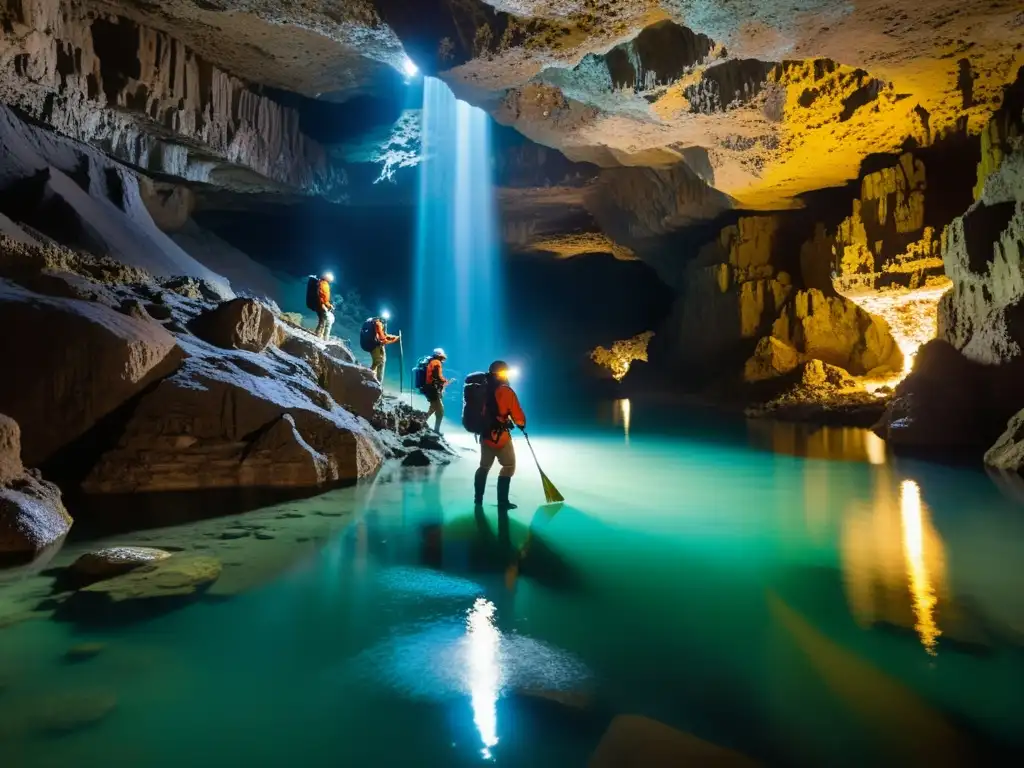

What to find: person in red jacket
left=424, top=348, right=452, bottom=433
left=474, top=360, right=526, bottom=510
left=370, top=316, right=399, bottom=382
left=314, top=272, right=334, bottom=339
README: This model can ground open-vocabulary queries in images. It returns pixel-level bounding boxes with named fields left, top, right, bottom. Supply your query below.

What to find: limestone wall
left=0, top=0, right=344, bottom=196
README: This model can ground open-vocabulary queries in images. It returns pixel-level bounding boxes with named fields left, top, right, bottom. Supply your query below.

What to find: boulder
left=82, top=336, right=383, bottom=493
left=0, top=414, right=21, bottom=484
left=189, top=297, right=276, bottom=353
left=772, top=289, right=904, bottom=376
left=984, top=409, right=1024, bottom=470
left=746, top=361, right=884, bottom=427
left=280, top=333, right=380, bottom=418
left=743, top=336, right=799, bottom=382
left=69, top=546, right=173, bottom=583
left=75, top=554, right=222, bottom=604
left=0, top=414, right=72, bottom=557
left=589, top=714, right=759, bottom=768
left=873, top=340, right=987, bottom=452
left=0, top=279, right=183, bottom=465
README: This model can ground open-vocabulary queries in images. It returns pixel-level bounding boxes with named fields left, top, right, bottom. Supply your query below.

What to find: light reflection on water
left=466, top=598, right=500, bottom=758
left=3, top=404, right=1024, bottom=766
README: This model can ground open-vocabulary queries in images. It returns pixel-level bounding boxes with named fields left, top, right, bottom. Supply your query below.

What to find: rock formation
left=875, top=77, right=1024, bottom=458
left=0, top=413, right=72, bottom=558
left=0, top=231, right=448, bottom=506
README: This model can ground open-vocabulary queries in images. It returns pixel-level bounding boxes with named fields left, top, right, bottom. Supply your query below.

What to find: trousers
left=370, top=346, right=386, bottom=382
left=315, top=308, right=334, bottom=339
left=479, top=440, right=516, bottom=478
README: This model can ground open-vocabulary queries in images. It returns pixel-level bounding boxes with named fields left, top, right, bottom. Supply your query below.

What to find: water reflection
left=841, top=467, right=947, bottom=655
left=466, top=597, right=500, bottom=758
left=611, top=398, right=631, bottom=444
left=748, top=420, right=889, bottom=463
left=899, top=480, right=941, bottom=655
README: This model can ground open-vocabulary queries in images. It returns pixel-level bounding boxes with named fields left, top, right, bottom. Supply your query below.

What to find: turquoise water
left=3, top=402, right=1024, bottom=766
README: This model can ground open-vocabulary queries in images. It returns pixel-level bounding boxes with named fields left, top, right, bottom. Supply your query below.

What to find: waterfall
left=413, top=77, right=503, bottom=378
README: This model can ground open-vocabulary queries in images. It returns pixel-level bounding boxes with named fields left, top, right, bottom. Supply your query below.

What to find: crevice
left=962, top=201, right=1016, bottom=275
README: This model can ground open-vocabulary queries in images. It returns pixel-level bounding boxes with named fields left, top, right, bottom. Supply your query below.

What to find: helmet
left=321, top=271, right=334, bottom=282
left=488, top=360, right=509, bottom=377
left=432, top=347, right=447, bottom=360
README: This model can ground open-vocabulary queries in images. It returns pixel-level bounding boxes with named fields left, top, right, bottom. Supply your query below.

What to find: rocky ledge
left=0, top=232, right=455, bottom=539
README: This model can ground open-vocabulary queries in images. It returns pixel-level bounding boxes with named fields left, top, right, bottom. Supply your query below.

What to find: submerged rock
left=189, top=297, right=277, bottom=353
left=64, top=643, right=106, bottom=663
left=22, top=690, right=118, bottom=736
left=63, top=555, right=222, bottom=616
left=69, top=546, right=173, bottom=583
left=0, top=414, right=72, bottom=558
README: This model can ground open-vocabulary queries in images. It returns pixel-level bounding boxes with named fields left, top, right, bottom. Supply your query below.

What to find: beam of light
left=381, top=309, right=391, bottom=321
left=414, top=77, right=503, bottom=378
left=899, top=479, right=941, bottom=655
left=465, top=597, right=500, bottom=758
left=402, top=57, right=419, bottom=77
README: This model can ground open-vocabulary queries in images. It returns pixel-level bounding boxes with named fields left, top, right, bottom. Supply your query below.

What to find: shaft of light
left=413, top=77, right=503, bottom=376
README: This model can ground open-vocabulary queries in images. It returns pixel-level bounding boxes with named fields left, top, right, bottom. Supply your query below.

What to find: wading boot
left=497, top=476, right=517, bottom=510
left=474, top=468, right=487, bottom=506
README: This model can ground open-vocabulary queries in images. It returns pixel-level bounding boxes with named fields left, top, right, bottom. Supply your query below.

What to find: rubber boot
left=497, top=476, right=517, bottom=510
left=474, top=468, right=487, bottom=506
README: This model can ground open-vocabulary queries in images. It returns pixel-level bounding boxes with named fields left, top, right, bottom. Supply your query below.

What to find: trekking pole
left=398, top=330, right=404, bottom=395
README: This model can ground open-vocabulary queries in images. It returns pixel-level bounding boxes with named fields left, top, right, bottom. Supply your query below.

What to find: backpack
left=462, top=372, right=492, bottom=435
left=413, top=356, right=431, bottom=394
left=359, top=317, right=380, bottom=352
left=305, top=276, right=320, bottom=312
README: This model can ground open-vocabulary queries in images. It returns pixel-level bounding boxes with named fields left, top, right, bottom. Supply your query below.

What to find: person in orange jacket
left=370, top=316, right=399, bottom=382
left=424, top=348, right=452, bottom=433
left=474, top=360, right=526, bottom=510
left=314, top=272, right=334, bottom=339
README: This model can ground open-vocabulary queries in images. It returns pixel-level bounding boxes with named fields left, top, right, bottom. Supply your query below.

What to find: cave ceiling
left=1, top=0, right=1022, bottom=259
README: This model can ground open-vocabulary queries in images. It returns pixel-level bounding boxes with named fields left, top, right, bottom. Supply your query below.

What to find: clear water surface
left=2, top=400, right=1024, bottom=767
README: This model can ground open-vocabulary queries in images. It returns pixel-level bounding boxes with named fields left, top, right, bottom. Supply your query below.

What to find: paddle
left=520, top=428, right=564, bottom=504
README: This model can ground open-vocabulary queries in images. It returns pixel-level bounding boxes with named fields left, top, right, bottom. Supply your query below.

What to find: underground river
left=2, top=399, right=1024, bottom=767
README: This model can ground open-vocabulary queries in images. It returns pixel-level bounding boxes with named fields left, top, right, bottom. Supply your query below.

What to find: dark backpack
left=359, top=317, right=380, bottom=352
left=462, top=372, right=492, bottom=435
left=413, top=356, right=431, bottom=394
left=305, top=276, right=320, bottom=312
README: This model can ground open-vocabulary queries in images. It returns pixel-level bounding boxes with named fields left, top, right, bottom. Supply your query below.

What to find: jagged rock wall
left=656, top=211, right=901, bottom=381
left=0, top=101, right=235, bottom=291
left=0, top=0, right=344, bottom=195
left=937, top=74, right=1024, bottom=367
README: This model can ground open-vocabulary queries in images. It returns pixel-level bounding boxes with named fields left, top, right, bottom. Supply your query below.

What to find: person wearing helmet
left=474, top=360, right=526, bottom=510
left=314, top=272, right=335, bottom=339
left=370, top=316, right=400, bottom=382
left=424, top=348, right=452, bottom=433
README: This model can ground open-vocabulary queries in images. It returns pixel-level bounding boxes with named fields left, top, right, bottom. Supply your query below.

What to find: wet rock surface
left=0, top=414, right=72, bottom=559
left=746, top=361, right=886, bottom=428
left=68, top=547, right=173, bottom=584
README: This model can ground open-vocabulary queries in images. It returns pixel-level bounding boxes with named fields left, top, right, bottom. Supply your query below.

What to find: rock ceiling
left=1, top=0, right=1022, bottom=247
left=442, top=0, right=1024, bottom=209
